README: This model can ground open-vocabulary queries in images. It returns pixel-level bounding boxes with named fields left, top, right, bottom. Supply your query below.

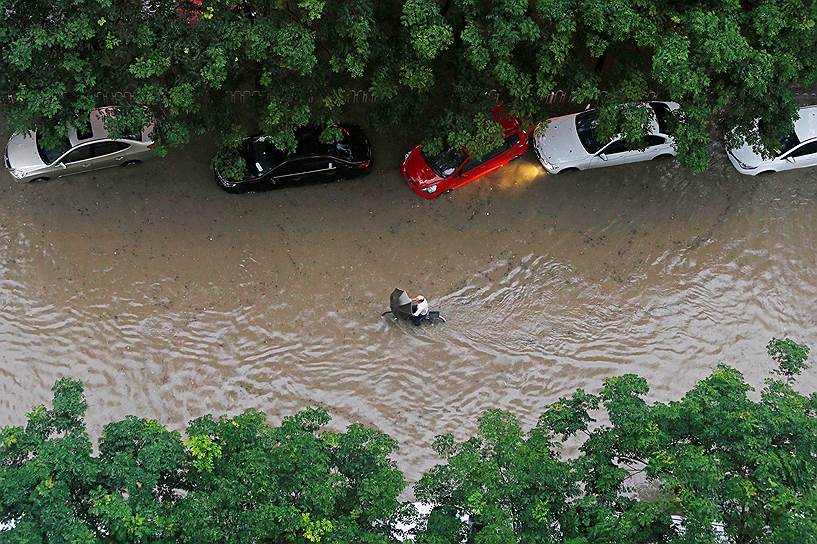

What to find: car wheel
left=29, top=177, right=50, bottom=183
left=216, top=178, right=246, bottom=194
left=653, top=154, right=674, bottom=161
left=756, top=170, right=775, bottom=176
left=559, top=168, right=579, bottom=175
left=121, top=160, right=141, bottom=167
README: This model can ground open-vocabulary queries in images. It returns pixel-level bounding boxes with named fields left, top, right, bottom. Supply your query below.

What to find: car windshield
left=575, top=110, right=604, bottom=154
left=35, top=135, right=71, bottom=165
left=776, top=132, right=800, bottom=156
left=422, top=148, right=467, bottom=178
left=758, top=120, right=800, bottom=156
left=248, top=136, right=285, bottom=175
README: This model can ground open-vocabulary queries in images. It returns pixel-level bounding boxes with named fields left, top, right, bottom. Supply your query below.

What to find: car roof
left=576, top=105, right=663, bottom=137
left=794, top=106, right=817, bottom=141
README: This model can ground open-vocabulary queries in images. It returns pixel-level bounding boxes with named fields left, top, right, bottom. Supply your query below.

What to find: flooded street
left=1, top=131, right=816, bottom=482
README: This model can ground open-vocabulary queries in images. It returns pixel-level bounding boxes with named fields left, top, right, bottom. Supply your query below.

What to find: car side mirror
left=58, top=162, right=67, bottom=169
left=598, top=153, right=608, bottom=161
left=785, top=156, right=796, bottom=164
left=328, top=162, right=334, bottom=169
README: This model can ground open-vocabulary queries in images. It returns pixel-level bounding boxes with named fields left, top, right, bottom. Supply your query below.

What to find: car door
left=459, top=134, right=521, bottom=183
left=272, top=157, right=336, bottom=186
left=56, top=144, right=95, bottom=177
left=780, top=140, right=817, bottom=171
left=88, top=141, right=131, bottom=170
left=588, top=137, right=651, bottom=169
left=643, top=135, right=669, bottom=159
left=301, top=157, right=338, bottom=182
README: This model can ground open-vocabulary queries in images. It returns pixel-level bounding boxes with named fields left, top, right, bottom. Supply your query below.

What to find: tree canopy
left=2, top=338, right=816, bottom=543
left=0, top=379, right=408, bottom=543
left=414, top=337, right=817, bottom=544
left=2, top=0, right=815, bottom=172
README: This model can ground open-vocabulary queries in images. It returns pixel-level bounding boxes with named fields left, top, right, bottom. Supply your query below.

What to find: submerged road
left=1, top=130, right=816, bottom=481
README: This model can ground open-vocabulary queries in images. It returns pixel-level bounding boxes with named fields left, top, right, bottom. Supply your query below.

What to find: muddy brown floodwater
left=1, top=128, right=816, bottom=483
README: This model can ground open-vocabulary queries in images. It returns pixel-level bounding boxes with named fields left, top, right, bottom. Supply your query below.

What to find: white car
left=726, top=105, right=817, bottom=175
left=533, top=101, right=680, bottom=174
left=4, top=107, right=155, bottom=182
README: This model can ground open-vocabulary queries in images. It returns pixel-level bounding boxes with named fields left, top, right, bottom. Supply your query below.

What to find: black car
left=213, top=124, right=372, bottom=193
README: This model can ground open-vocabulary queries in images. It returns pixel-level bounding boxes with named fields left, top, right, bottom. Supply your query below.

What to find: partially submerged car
left=400, top=105, right=530, bottom=199
left=533, top=101, right=680, bottom=174
left=212, top=124, right=372, bottom=193
left=726, top=105, right=817, bottom=175
left=4, top=108, right=156, bottom=183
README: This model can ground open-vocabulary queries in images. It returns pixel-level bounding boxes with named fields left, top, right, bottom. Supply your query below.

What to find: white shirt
left=412, top=298, right=429, bottom=317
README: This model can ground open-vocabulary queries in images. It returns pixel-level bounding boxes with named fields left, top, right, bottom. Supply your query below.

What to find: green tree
left=0, top=379, right=408, bottom=543
left=2, top=339, right=816, bottom=543
left=0, top=378, right=100, bottom=542
left=0, top=0, right=387, bottom=161
left=414, top=393, right=676, bottom=543
left=168, top=407, right=407, bottom=543
left=416, top=338, right=817, bottom=543
left=390, top=0, right=817, bottom=172
left=4, top=1, right=816, bottom=174
left=581, top=338, right=817, bottom=543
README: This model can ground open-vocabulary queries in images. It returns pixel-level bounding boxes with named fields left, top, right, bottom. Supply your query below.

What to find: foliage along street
left=2, top=339, right=816, bottom=543
left=2, top=0, right=816, bottom=175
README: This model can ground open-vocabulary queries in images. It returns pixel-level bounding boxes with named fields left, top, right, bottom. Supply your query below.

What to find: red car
left=401, top=106, right=530, bottom=199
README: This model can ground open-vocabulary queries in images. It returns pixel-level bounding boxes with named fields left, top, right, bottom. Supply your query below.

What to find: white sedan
left=533, top=101, right=680, bottom=174
left=726, top=106, right=817, bottom=175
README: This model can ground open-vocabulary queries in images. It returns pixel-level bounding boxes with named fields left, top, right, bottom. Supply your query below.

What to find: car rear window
left=295, top=126, right=357, bottom=161
left=76, top=120, right=94, bottom=140
left=650, top=102, right=673, bottom=135
left=327, top=141, right=354, bottom=161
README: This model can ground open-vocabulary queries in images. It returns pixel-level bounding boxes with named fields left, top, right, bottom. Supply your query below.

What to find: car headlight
left=8, top=168, right=26, bottom=179
left=538, top=156, right=557, bottom=170
left=730, top=153, right=757, bottom=170
left=422, top=184, right=437, bottom=193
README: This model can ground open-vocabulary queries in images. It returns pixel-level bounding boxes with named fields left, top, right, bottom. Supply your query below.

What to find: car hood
left=534, top=115, right=589, bottom=165
left=6, top=132, right=46, bottom=171
left=403, top=146, right=442, bottom=186
left=727, top=141, right=766, bottom=168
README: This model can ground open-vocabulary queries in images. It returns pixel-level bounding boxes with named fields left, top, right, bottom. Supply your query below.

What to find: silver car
left=4, top=108, right=156, bottom=182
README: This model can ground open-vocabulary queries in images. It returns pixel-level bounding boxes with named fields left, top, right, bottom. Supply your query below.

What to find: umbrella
left=390, top=288, right=413, bottom=315
left=382, top=288, right=413, bottom=318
